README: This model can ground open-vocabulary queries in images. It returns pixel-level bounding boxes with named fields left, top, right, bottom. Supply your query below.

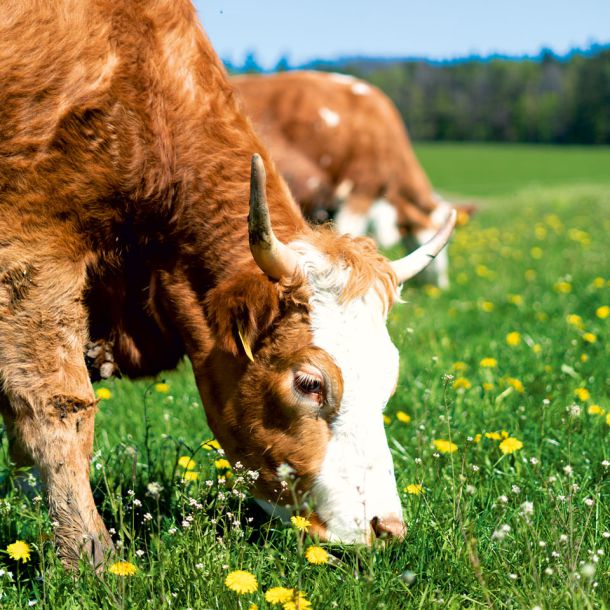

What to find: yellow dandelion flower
left=480, top=357, right=497, bottom=368
left=265, top=587, right=294, bottom=604
left=555, top=281, right=572, bottom=294
left=574, top=388, right=590, bottom=402
left=383, top=414, right=391, bottom=425
left=484, top=432, right=501, bottom=441
left=6, top=540, right=31, bottom=563
left=508, top=294, right=524, bottom=306
left=305, top=545, right=329, bottom=564
left=536, top=311, right=548, bottom=322
left=580, top=353, right=589, bottom=362
left=506, top=332, right=521, bottom=346
left=482, top=382, right=495, bottom=392
left=532, top=344, right=542, bottom=354
left=501, top=430, right=509, bottom=438
left=249, top=605, right=259, bottom=610
left=476, top=264, right=493, bottom=278
left=583, top=332, right=597, bottom=343
left=545, top=213, right=562, bottom=229
left=433, top=439, right=458, bottom=454
left=566, top=314, right=584, bottom=328
left=596, top=305, right=609, bottom=319
left=606, top=413, right=610, bottom=426
left=405, top=484, right=424, bottom=495
left=178, top=456, right=196, bottom=470
left=283, top=592, right=311, bottom=610
left=108, top=561, right=138, bottom=576
left=154, top=382, right=170, bottom=393
left=473, top=434, right=482, bottom=443
left=592, top=277, right=605, bottom=288
left=568, top=228, right=591, bottom=245
left=182, top=470, right=198, bottom=482
left=587, top=405, right=605, bottom=416
left=215, top=458, right=232, bottom=470
left=456, top=209, right=470, bottom=226
left=507, top=378, right=524, bottom=393
left=534, top=225, right=547, bottom=239
left=452, top=361, right=468, bottom=371
left=480, top=301, right=494, bottom=312
left=544, top=365, right=552, bottom=373
left=96, top=388, right=112, bottom=400
left=396, top=410, right=411, bottom=424
left=424, top=285, right=441, bottom=298
left=530, top=246, right=543, bottom=259
left=452, top=377, right=472, bottom=390
left=290, top=515, right=311, bottom=532
left=201, top=439, right=221, bottom=451
left=225, top=570, right=258, bottom=594
left=499, top=437, right=523, bottom=455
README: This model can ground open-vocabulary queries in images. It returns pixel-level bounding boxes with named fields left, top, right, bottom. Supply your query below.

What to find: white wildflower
left=568, top=404, right=581, bottom=417
left=146, top=482, right=163, bottom=498
left=520, top=501, right=534, bottom=516
left=581, top=563, right=596, bottom=579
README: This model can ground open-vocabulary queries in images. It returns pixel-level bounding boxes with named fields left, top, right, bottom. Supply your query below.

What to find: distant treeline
left=227, top=47, right=610, bottom=145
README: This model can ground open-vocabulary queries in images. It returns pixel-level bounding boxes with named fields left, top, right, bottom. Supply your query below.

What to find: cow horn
left=390, top=208, right=457, bottom=283
left=248, top=154, right=298, bottom=279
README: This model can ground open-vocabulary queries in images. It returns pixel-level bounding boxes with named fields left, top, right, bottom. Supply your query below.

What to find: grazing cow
left=233, top=71, right=469, bottom=288
left=0, top=0, right=455, bottom=567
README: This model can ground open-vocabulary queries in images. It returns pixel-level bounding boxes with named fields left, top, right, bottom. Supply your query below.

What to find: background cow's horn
left=390, top=208, right=457, bottom=283
left=248, top=154, right=298, bottom=279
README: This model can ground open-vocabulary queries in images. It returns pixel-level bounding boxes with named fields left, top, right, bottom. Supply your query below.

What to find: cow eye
left=294, top=369, right=323, bottom=398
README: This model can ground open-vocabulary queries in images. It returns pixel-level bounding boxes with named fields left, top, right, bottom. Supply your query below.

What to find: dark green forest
left=228, top=46, right=610, bottom=145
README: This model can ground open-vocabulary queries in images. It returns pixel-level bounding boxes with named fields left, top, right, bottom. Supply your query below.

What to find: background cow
left=0, top=0, right=455, bottom=567
left=233, top=70, right=471, bottom=288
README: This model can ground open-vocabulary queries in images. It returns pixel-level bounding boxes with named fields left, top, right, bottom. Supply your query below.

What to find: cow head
left=199, top=155, right=455, bottom=543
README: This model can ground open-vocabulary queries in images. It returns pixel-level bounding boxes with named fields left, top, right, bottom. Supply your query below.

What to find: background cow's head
left=199, top=155, right=455, bottom=543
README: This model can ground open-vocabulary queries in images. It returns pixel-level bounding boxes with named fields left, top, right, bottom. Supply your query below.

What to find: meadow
left=0, top=144, right=609, bottom=609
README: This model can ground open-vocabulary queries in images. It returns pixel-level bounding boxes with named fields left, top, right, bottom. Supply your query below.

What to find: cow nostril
left=371, top=514, right=406, bottom=540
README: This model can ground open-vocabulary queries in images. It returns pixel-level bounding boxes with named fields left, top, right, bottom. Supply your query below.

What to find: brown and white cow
left=233, top=71, right=468, bottom=288
left=0, top=1, right=455, bottom=567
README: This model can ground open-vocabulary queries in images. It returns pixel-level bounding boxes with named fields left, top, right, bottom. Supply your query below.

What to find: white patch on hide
left=319, top=107, right=340, bottom=128
left=368, top=199, right=401, bottom=248
left=306, top=176, right=321, bottom=190
left=329, top=72, right=356, bottom=85
left=351, top=82, right=371, bottom=96
left=334, top=206, right=367, bottom=237
left=288, top=242, right=403, bottom=542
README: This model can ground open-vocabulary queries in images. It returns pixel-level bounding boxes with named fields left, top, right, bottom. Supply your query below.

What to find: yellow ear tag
left=237, top=320, right=254, bottom=362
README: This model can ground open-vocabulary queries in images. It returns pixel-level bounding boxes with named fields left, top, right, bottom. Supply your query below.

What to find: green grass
left=415, top=142, right=610, bottom=196
left=1, top=146, right=609, bottom=609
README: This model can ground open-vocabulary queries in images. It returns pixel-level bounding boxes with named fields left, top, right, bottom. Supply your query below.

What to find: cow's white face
left=290, top=239, right=404, bottom=542
left=200, top=231, right=406, bottom=543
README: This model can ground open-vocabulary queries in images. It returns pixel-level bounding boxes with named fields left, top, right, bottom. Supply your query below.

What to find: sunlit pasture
left=1, top=146, right=608, bottom=609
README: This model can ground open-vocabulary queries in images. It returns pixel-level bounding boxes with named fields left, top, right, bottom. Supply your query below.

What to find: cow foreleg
left=7, top=392, right=112, bottom=568
left=0, top=253, right=112, bottom=569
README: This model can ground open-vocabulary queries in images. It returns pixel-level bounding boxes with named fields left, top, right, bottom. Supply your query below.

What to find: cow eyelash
left=294, top=372, right=322, bottom=395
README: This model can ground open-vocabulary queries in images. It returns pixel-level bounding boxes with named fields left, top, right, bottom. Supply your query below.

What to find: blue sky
left=194, top=0, right=610, bottom=68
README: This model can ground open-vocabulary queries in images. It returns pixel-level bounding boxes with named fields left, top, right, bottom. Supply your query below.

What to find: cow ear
left=204, top=272, right=280, bottom=358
